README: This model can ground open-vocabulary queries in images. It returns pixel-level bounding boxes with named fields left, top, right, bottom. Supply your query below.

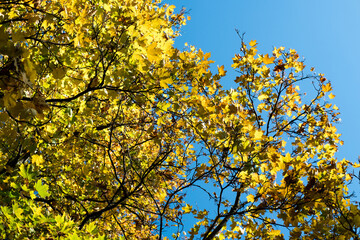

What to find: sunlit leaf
left=262, top=54, right=275, bottom=64
left=249, top=40, right=257, bottom=47
left=34, top=180, right=50, bottom=198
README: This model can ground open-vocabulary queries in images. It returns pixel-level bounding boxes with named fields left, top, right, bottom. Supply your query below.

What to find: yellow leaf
left=262, top=54, right=275, bottom=64
left=345, top=174, right=352, bottom=181
left=147, top=42, right=162, bottom=62
left=269, top=229, right=281, bottom=236
left=281, top=153, right=292, bottom=163
left=249, top=40, right=257, bottom=47
left=31, top=205, right=43, bottom=217
left=253, top=130, right=263, bottom=141
left=32, top=154, right=45, bottom=166
left=353, top=163, right=360, bottom=168
left=258, top=94, right=268, bottom=101
left=247, top=194, right=255, bottom=202
left=103, top=4, right=111, bottom=12
left=217, top=65, right=226, bottom=76
left=158, top=190, right=167, bottom=202
left=195, top=210, right=208, bottom=219
left=166, top=5, right=175, bottom=16
left=204, top=52, right=211, bottom=60
left=217, top=233, right=225, bottom=240
left=8, top=10, right=18, bottom=19
left=183, top=204, right=192, bottom=213
left=328, top=93, right=335, bottom=99
left=159, top=78, right=173, bottom=89
left=322, top=83, right=332, bottom=92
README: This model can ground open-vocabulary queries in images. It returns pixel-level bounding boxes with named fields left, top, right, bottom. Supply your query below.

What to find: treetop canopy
left=0, top=0, right=359, bottom=239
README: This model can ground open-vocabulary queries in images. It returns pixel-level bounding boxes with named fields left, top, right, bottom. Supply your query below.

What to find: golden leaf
left=217, top=65, right=226, bottom=76
left=262, top=54, right=275, bottom=64
left=249, top=40, right=257, bottom=47
left=253, top=130, right=263, bottom=140
left=322, top=83, right=332, bottom=92
left=258, top=94, right=268, bottom=101
left=32, top=154, right=45, bottom=166
left=247, top=194, right=255, bottom=202
left=147, top=42, right=163, bottom=62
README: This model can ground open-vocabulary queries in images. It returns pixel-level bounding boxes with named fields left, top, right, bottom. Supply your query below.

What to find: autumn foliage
left=0, top=0, right=360, bottom=239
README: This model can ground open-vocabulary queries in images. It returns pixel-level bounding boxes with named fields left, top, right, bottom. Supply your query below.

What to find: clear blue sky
left=165, top=0, right=360, bottom=171
left=163, top=0, right=360, bottom=237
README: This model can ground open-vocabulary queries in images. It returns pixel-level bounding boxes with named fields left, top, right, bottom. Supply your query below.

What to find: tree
left=0, top=0, right=359, bottom=239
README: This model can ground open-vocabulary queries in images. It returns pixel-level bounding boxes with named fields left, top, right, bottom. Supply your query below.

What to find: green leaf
left=1, top=206, right=12, bottom=219
left=55, top=214, right=65, bottom=226
left=86, top=221, right=97, bottom=233
left=19, top=164, right=35, bottom=180
left=34, top=180, right=50, bottom=198
left=13, top=203, right=24, bottom=220
left=69, top=233, right=81, bottom=240
left=97, top=235, right=107, bottom=240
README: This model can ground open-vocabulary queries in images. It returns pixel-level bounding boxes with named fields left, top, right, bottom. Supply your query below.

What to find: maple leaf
left=147, top=42, right=163, bottom=62
left=34, top=180, right=50, bottom=198
left=217, top=65, right=226, bottom=76
left=249, top=40, right=257, bottom=47
left=262, top=54, right=275, bottom=64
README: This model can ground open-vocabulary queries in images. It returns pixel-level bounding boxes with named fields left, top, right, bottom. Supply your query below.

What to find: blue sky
left=165, top=0, right=360, bottom=172
left=162, top=0, right=360, bottom=237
